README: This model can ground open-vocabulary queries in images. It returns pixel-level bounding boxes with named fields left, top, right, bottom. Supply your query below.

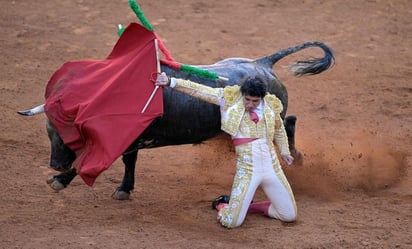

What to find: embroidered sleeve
left=173, top=78, right=223, bottom=105
left=273, top=113, right=291, bottom=155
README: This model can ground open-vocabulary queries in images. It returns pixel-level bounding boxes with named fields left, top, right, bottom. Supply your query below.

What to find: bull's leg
left=284, top=115, right=303, bottom=165
left=46, top=167, right=78, bottom=191
left=112, top=150, right=137, bottom=200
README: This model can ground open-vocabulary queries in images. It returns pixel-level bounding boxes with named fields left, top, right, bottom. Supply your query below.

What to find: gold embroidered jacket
left=172, top=78, right=291, bottom=155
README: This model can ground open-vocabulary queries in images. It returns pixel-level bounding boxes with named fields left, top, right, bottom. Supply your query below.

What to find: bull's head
left=46, top=120, right=76, bottom=172
left=18, top=104, right=76, bottom=172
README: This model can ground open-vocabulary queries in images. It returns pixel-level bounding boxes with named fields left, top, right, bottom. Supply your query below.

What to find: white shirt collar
left=252, top=101, right=264, bottom=116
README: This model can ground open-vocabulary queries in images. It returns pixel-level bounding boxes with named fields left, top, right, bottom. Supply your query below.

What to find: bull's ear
left=17, top=104, right=45, bottom=116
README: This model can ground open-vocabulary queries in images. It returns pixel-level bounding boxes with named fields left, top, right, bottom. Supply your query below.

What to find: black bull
left=20, top=41, right=334, bottom=200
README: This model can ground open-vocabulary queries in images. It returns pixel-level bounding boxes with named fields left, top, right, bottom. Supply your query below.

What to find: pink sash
left=232, top=138, right=257, bottom=146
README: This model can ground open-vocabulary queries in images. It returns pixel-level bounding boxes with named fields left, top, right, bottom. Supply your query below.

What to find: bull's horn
left=17, top=104, right=45, bottom=116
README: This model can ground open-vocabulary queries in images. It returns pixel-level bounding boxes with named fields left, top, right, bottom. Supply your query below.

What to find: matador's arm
left=170, top=78, right=224, bottom=106
left=273, top=113, right=291, bottom=156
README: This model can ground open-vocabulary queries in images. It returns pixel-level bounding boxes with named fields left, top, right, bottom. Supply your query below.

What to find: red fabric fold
left=44, top=23, right=163, bottom=186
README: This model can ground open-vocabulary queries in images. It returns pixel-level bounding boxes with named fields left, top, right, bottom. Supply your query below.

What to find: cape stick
left=141, top=39, right=161, bottom=113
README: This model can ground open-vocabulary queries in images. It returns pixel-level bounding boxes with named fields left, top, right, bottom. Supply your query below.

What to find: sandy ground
left=1, top=0, right=411, bottom=248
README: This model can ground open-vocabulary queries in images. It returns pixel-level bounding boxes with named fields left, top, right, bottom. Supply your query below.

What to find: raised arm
left=156, top=72, right=223, bottom=105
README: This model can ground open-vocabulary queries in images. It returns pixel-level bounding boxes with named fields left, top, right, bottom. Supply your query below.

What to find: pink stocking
left=216, top=203, right=229, bottom=211
left=247, top=201, right=271, bottom=216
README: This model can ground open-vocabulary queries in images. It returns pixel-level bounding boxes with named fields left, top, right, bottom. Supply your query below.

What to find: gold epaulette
left=223, top=85, right=241, bottom=106
left=265, top=94, right=283, bottom=113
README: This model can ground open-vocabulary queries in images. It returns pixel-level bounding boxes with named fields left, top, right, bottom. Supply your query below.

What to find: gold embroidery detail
left=174, top=78, right=222, bottom=105
left=221, top=100, right=244, bottom=136
left=265, top=94, right=283, bottom=113
left=218, top=144, right=253, bottom=228
left=223, top=85, right=241, bottom=106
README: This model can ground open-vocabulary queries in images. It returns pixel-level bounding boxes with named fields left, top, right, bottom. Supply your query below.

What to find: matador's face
left=243, top=95, right=262, bottom=112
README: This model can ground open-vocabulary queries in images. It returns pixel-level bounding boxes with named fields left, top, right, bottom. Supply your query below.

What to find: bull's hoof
left=112, top=190, right=130, bottom=200
left=46, top=177, right=65, bottom=191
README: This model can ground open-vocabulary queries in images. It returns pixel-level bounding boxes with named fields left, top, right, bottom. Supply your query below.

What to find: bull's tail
left=255, top=41, right=335, bottom=76
left=17, top=104, right=45, bottom=116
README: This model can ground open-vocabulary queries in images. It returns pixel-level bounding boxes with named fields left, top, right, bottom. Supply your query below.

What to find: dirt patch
left=1, top=0, right=411, bottom=248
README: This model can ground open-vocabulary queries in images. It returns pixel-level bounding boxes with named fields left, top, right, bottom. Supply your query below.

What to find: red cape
left=44, top=23, right=163, bottom=186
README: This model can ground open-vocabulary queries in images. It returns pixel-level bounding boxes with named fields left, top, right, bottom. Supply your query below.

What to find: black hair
left=240, top=77, right=267, bottom=98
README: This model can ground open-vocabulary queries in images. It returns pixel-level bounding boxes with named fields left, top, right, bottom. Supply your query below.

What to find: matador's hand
left=155, top=72, right=170, bottom=87
left=281, top=154, right=294, bottom=166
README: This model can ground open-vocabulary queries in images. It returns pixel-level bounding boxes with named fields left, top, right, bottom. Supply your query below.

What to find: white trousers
left=218, top=139, right=297, bottom=228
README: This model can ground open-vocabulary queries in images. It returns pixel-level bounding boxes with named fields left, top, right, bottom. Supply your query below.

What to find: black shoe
left=212, top=195, right=230, bottom=210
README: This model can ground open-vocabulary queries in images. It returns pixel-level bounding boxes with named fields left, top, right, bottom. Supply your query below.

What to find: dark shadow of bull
left=18, top=41, right=334, bottom=200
